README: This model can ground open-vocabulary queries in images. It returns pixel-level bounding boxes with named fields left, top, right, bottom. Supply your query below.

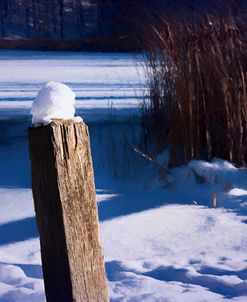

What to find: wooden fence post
left=212, top=192, right=217, bottom=209
left=29, top=119, right=109, bottom=302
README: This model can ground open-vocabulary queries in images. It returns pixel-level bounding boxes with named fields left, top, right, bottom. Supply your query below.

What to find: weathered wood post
left=29, top=119, right=109, bottom=302
left=212, top=192, right=217, bottom=209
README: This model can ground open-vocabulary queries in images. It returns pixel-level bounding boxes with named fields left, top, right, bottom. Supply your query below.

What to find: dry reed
left=140, top=5, right=247, bottom=167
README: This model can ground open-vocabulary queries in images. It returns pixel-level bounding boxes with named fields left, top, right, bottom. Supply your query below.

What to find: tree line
left=1, top=0, right=245, bottom=50
left=0, top=0, right=188, bottom=50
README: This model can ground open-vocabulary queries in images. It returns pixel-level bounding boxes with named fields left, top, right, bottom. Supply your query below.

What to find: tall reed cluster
left=141, top=7, right=247, bottom=167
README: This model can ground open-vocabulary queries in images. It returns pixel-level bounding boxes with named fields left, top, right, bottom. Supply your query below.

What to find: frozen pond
left=0, top=50, right=145, bottom=120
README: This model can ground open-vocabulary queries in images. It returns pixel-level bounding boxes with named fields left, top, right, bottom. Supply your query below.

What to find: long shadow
left=98, top=188, right=167, bottom=221
left=144, top=266, right=247, bottom=298
left=106, top=261, right=247, bottom=299
left=222, top=193, right=247, bottom=219
left=199, top=266, right=247, bottom=281
left=18, top=263, right=43, bottom=279
left=0, top=217, right=38, bottom=245
left=105, top=260, right=128, bottom=281
left=0, top=118, right=31, bottom=188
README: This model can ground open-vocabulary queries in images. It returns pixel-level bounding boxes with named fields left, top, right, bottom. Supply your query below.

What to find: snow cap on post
left=31, top=81, right=82, bottom=125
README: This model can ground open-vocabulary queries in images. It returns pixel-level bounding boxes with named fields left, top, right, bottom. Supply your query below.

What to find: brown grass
left=140, top=6, right=247, bottom=167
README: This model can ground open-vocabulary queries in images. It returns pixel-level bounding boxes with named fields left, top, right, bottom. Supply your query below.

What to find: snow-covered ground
left=0, top=51, right=246, bottom=302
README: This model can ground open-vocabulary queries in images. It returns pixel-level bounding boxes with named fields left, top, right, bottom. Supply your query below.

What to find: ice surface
left=31, top=81, right=81, bottom=125
left=0, top=51, right=145, bottom=122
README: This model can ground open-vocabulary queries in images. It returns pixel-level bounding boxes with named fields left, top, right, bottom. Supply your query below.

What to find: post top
left=29, top=117, right=84, bottom=129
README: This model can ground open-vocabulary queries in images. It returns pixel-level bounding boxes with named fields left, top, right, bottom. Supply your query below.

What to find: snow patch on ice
left=228, top=188, right=247, bottom=197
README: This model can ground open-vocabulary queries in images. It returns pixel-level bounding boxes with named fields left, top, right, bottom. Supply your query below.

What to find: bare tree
left=0, top=0, right=7, bottom=36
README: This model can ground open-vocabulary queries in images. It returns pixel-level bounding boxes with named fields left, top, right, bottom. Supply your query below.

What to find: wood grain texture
left=29, top=119, right=109, bottom=302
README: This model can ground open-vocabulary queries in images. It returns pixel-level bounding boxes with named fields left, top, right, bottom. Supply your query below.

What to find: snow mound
left=31, top=81, right=82, bottom=125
